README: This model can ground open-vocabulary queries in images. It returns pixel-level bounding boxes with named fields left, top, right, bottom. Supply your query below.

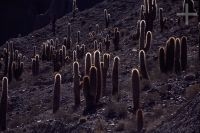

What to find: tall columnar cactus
left=159, top=8, right=166, bottom=32
left=166, top=37, right=175, bottom=72
left=102, top=53, right=110, bottom=95
left=136, top=109, right=144, bottom=132
left=112, top=56, right=120, bottom=97
left=94, top=40, right=98, bottom=51
left=73, top=50, right=77, bottom=62
left=3, top=48, right=9, bottom=76
left=132, top=69, right=140, bottom=113
left=85, top=52, right=92, bottom=76
left=77, top=31, right=80, bottom=45
left=96, top=24, right=99, bottom=35
left=62, top=45, right=66, bottom=64
left=32, top=58, right=36, bottom=76
left=73, top=61, right=81, bottom=106
left=183, top=0, right=196, bottom=13
left=94, top=50, right=102, bottom=102
left=41, top=44, right=46, bottom=61
left=139, top=50, right=149, bottom=80
left=159, top=47, right=166, bottom=73
left=59, top=49, right=63, bottom=66
left=0, top=77, right=8, bottom=131
left=140, top=5, right=145, bottom=20
left=33, top=46, right=36, bottom=58
left=175, top=38, right=181, bottom=74
left=83, top=76, right=91, bottom=110
left=104, top=9, right=110, bottom=28
left=104, top=35, right=111, bottom=51
left=139, top=20, right=146, bottom=50
left=89, top=66, right=97, bottom=108
left=35, top=54, right=40, bottom=75
left=53, top=50, right=61, bottom=72
left=135, top=20, right=141, bottom=40
left=8, top=60, right=13, bottom=83
left=72, top=0, right=78, bottom=18
left=144, top=31, right=152, bottom=52
left=66, top=23, right=72, bottom=49
left=181, top=36, right=187, bottom=70
left=53, top=73, right=61, bottom=113
left=113, top=27, right=120, bottom=51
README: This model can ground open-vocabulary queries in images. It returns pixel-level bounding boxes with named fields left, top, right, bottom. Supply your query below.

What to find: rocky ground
left=0, top=0, right=200, bottom=132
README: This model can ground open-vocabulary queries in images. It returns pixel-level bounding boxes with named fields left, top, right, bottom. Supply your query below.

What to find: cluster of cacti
left=41, top=41, right=54, bottom=61
left=159, top=8, right=166, bottom=32
left=73, top=61, right=81, bottom=106
left=139, top=20, right=152, bottom=52
left=112, top=56, right=120, bottom=97
left=104, top=35, right=111, bottom=51
left=0, top=77, right=8, bottom=131
left=72, top=0, right=78, bottom=18
left=76, top=44, right=85, bottom=59
left=53, top=73, right=61, bottom=113
left=159, top=36, right=187, bottom=73
left=139, top=50, right=149, bottom=79
left=32, top=54, right=40, bottom=76
left=140, top=0, right=157, bottom=31
left=113, top=28, right=120, bottom=50
left=104, top=9, right=110, bottom=28
left=102, top=54, right=110, bottom=95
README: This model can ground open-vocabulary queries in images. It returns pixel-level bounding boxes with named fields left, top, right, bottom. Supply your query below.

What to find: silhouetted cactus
left=72, top=0, right=78, bottom=18
left=132, top=69, right=140, bottom=113
left=159, top=47, right=166, bottom=73
left=159, top=8, right=166, bottom=32
left=139, top=20, right=146, bottom=50
left=136, top=109, right=144, bottom=132
left=53, top=50, right=61, bottom=72
left=33, top=46, right=36, bottom=58
left=83, top=76, right=91, bottom=110
left=94, top=50, right=102, bottom=102
left=89, top=66, right=97, bottom=107
left=8, top=60, right=13, bottom=83
left=41, top=44, right=46, bottom=61
left=62, top=45, right=66, bottom=64
left=139, top=50, right=149, bottom=79
left=181, top=36, right=187, bottom=70
left=0, top=77, right=8, bottom=131
left=73, top=61, right=81, bottom=106
left=166, top=37, right=175, bottom=72
left=135, top=20, right=141, bottom=40
left=144, top=31, right=152, bottom=52
left=77, top=31, right=81, bottom=45
left=104, top=9, right=110, bottom=28
left=104, top=35, right=111, bottom=51
left=175, top=38, right=181, bottom=73
left=73, top=50, right=77, bottom=62
left=102, top=54, right=110, bottom=95
left=32, top=58, right=36, bottom=76
left=94, top=40, right=98, bottom=51
left=112, top=56, right=120, bottom=97
left=96, top=24, right=99, bottom=35
left=3, top=48, right=9, bottom=76
left=113, top=27, right=120, bottom=50
left=85, top=52, right=92, bottom=76
left=35, top=54, right=40, bottom=75
left=53, top=73, right=61, bottom=113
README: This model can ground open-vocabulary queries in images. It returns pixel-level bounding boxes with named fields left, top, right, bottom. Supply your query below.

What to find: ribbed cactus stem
left=53, top=73, right=61, bottom=113
left=113, top=27, right=120, bottom=50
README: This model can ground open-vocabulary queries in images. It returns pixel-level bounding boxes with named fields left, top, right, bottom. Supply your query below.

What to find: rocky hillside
left=0, top=0, right=199, bottom=132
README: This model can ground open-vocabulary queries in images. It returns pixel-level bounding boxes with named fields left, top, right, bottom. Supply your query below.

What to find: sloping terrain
left=0, top=0, right=200, bottom=132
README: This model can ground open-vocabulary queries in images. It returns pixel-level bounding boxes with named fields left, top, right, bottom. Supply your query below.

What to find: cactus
left=8, top=60, right=13, bottom=83
left=85, top=52, right=92, bottom=76
left=144, top=31, right=152, bottom=52
left=94, top=50, right=102, bottom=102
left=139, top=50, right=149, bottom=80
left=41, top=44, right=46, bottom=61
left=175, top=38, right=181, bottom=73
left=159, top=8, right=166, bottom=32
left=183, top=0, right=196, bottom=13
left=136, top=109, right=144, bottom=132
left=165, top=37, right=175, bottom=72
left=0, top=77, right=8, bottom=131
left=89, top=66, right=97, bottom=107
left=73, top=50, right=77, bottom=62
left=53, top=50, right=61, bottom=72
left=112, top=56, right=120, bottom=98
left=73, top=61, right=81, bottom=106
left=53, top=73, right=61, bottom=113
left=102, top=54, right=110, bottom=95
left=113, top=27, right=120, bottom=51
left=3, top=48, right=9, bottom=76
left=140, top=5, right=145, bottom=20
left=32, top=58, right=36, bottom=76
left=33, top=46, right=36, bottom=58
left=132, top=69, right=140, bottom=113
left=72, top=0, right=78, bottom=18
left=139, top=20, right=146, bottom=50
left=96, top=24, right=99, bottom=35
left=77, top=31, right=81, bottom=45
left=83, top=76, right=91, bottom=110
left=104, top=35, right=111, bottom=51
left=35, top=54, right=40, bottom=75
left=62, top=45, right=66, bottom=64
left=94, top=40, right=98, bottom=51
left=66, top=23, right=72, bottom=49
left=104, top=9, right=110, bottom=28
left=98, top=42, right=102, bottom=53
left=181, top=36, right=187, bottom=70
left=159, top=47, right=166, bottom=73
left=134, top=20, right=141, bottom=40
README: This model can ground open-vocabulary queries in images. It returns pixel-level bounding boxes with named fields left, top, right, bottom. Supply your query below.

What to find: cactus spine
left=0, top=77, right=8, bottom=131
left=136, top=109, right=144, bottom=132
left=112, top=56, right=120, bottom=97
left=139, top=50, right=149, bottom=80
left=181, top=36, right=187, bottom=70
left=73, top=61, right=81, bottom=106
left=53, top=74, right=61, bottom=113
left=132, top=69, right=140, bottom=113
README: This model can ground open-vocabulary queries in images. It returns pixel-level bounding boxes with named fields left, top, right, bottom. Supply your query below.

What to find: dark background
left=0, top=0, right=102, bottom=46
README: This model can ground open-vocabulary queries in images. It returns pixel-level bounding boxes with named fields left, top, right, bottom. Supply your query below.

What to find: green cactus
left=112, top=56, right=120, bottom=97
left=136, top=109, right=144, bottom=132
left=53, top=73, right=61, bottom=113
left=85, top=52, right=92, bottom=76
left=159, top=47, right=166, bottom=73
left=73, top=61, right=81, bottom=106
left=113, top=27, right=120, bottom=51
left=139, top=50, right=149, bottom=80
left=132, top=69, right=140, bottom=113
left=175, top=38, right=181, bottom=74
left=181, top=36, right=187, bottom=70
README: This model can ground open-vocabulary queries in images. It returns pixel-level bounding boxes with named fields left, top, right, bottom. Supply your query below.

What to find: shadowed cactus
left=144, top=31, right=152, bottom=52
left=181, top=36, right=187, bottom=70
left=159, top=47, right=166, bottom=73
left=166, top=37, right=175, bottom=72
left=102, top=53, right=110, bottom=95
left=53, top=50, right=61, bottom=72
left=104, top=9, right=110, bottom=28
left=94, top=50, right=102, bottom=102
left=32, top=58, right=36, bottom=76
left=113, top=27, right=120, bottom=51
left=35, top=54, right=40, bottom=75
left=3, top=48, right=9, bottom=76
left=53, top=73, right=61, bottom=113
left=85, top=52, right=92, bottom=76
left=140, top=5, right=145, bottom=20
left=104, top=35, right=111, bottom=51
left=96, top=24, right=99, bottom=35
left=73, top=61, right=81, bottom=106
left=139, top=50, right=149, bottom=80
left=132, top=69, right=140, bottom=113
left=112, top=56, right=120, bottom=98
left=175, top=38, right=181, bottom=74
left=136, top=109, right=144, bottom=132
left=83, top=76, right=91, bottom=110
left=62, top=45, right=66, bottom=64
left=159, top=8, right=166, bottom=32
left=139, top=20, right=146, bottom=50
left=94, top=40, right=98, bottom=51
left=8, top=60, right=13, bottom=83
left=135, top=20, right=141, bottom=40
left=0, top=77, right=8, bottom=131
